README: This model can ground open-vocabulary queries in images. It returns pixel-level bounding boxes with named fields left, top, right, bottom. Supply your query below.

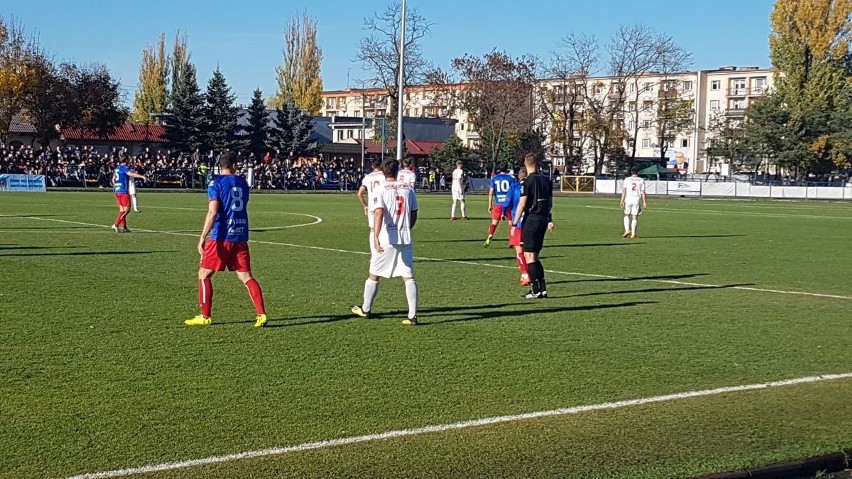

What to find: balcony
left=727, top=87, right=766, bottom=96
left=724, top=108, right=746, bottom=117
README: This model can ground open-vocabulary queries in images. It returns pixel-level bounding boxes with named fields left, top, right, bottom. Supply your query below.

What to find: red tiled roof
left=358, top=139, right=444, bottom=156
left=61, top=123, right=167, bottom=142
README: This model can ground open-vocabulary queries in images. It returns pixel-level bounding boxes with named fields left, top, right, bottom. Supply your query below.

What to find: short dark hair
left=371, top=157, right=382, bottom=169
left=630, top=167, right=639, bottom=174
left=119, top=154, right=130, bottom=164
left=523, top=153, right=537, bottom=166
left=498, top=164, right=508, bottom=173
left=382, top=159, right=400, bottom=179
left=402, top=157, right=412, bottom=167
left=219, top=151, right=237, bottom=170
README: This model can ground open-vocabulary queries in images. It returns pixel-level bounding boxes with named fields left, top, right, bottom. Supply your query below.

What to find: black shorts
left=522, top=215, right=548, bottom=253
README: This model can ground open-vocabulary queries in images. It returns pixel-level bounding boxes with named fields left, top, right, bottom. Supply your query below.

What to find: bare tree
left=354, top=2, right=434, bottom=116
left=539, top=33, right=597, bottom=173
left=651, top=40, right=694, bottom=164
left=448, top=50, right=538, bottom=169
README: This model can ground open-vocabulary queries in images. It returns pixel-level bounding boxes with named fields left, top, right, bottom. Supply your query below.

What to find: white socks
left=631, top=218, right=638, bottom=235
left=460, top=202, right=466, bottom=218
left=405, top=279, right=418, bottom=319
left=362, top=279, right=379, bottom=312
left=451, top=203, right=457, bottom=218
left=623, top=215, right=630, bottom=232
left=132, top=196, right=139, bottom=212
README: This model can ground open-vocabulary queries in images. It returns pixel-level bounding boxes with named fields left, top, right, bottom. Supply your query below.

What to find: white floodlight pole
left=395, top=0, right=406, bottom=161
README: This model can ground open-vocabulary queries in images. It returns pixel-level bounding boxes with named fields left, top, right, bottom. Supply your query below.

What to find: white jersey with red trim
left=361, top=171, right=386, bottom=227
left=622, top=176, right=646, bottom=201
left=397, top=168, right=416, bottom=188
left=369, top=181, right=418, bottom=246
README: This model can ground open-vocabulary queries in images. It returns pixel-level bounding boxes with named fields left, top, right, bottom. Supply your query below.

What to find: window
left=710, top=100, right=720, bottom=110
left=711, top=80, right=721, bottom=90
left=752, top=77, right=767, bottom=93
left=681, top=139, right=689, bottom=148
left=347, top=130, right=354, bottom=139
left=628, top=140, right=635, bottom=148
left=354, top=110, right=361, bottom=117
left=643, top=100, right=653, bottom=110
left=404, top=109, right=409, bottom=116
left=644, top=82, right=652, bottom=92
left=643, top=120, right=651, bottom=129
left=337, top=130, right=343, bottom=141
left=730, top=99, right=746, bottom=110
left=628, top=83, right=636, bottom=93
left=627, top=120, right=635, bottom=131
left=642, top=139, right=651, bottom=148
left=683, top=80, right=693, bottom=91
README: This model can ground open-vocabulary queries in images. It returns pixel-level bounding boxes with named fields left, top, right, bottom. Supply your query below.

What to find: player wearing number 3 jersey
left=351, top=159, right=420, bottom=325
left=185, top=151, right=267, bottom=327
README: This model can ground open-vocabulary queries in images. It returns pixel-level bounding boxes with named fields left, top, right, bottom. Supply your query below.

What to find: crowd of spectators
left=0, top=144, right=371, bottom=190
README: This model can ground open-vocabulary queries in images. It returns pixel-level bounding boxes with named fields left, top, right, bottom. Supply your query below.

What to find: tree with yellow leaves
left=757, top=0, right=852, bottom=174
left=0, top=17, right=39, bottom=143
left=131, top=33, right=169, bottom=122
left=271, top=13, right=323, bottom=115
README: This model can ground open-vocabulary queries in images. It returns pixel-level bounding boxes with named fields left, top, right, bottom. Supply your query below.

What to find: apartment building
left=321, top=66, right=774, bottom=174
left=537, top=66, right=774, bottom=174
left=321, top=84, right=478, bottom=148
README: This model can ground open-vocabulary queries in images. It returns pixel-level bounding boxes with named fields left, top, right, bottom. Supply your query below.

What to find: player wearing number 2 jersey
left=185, top=151, right=267, bottom=327
left=351, top=159, right=420, bottom=325
left=619, top=167, right=647, bottom=239
left=484, top=165, right=516, bottom=247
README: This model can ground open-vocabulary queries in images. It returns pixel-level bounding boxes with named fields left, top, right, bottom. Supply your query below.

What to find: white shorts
left=624, top=200, right=642, bottom=216
left=369, top=243, right=414, bottom=278
left=452, top=188, right=465, bottom=201
left=368, top=231, right=377, bottom=255
left=128, top=177, right=137, bottom=195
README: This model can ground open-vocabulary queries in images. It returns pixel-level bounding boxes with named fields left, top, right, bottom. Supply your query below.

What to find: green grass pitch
left=2, top=190, right=852, bottom=478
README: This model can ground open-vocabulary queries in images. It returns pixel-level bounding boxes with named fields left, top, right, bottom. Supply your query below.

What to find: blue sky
left=7, top=0, right=776, bottom=106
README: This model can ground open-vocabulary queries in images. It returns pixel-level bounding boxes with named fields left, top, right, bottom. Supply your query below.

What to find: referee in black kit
left=511, top=152, right=555, bottom=299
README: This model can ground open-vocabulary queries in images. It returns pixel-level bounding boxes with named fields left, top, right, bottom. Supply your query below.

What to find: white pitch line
left=65, top=371, right=852, bottom=478
left=585, top=204, right=852, bottom=220
left=19, top=216, right=852, bottom=301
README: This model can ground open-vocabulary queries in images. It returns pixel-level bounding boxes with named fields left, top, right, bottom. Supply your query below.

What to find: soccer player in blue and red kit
left=112, top=155, right=147, bottom=232
left=484, top=165, right=517, bottom=247
left=501, top=167, right=530, bottom=286
left=185, top=151, right=267, bottom=327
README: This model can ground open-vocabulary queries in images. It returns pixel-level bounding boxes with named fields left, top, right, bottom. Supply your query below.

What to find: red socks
left=199, top=278, right=213, bottom=317
left=245, top=278, right=266, bottom=315
left=115, top=211, right=129, bottom=228
left=488, top=224, right=497, bottom=236
left=516, top=252, right=529, bottom=275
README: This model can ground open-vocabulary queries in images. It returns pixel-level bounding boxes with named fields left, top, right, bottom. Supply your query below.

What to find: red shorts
left=115, top=193, right=130, bottom=208
left=490, top=204, right=505, bottom=222
left=509, top=224, right=522, bottom=247
left=200, top=240, right=251, bottom=272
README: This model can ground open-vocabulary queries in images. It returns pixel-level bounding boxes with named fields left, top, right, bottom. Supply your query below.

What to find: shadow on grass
left=639, top=234, right=746, bottom=239
left=0, top=250, right=176, bottom=257
left=0, top=214, right=63, bottom=218
left=430, top=255, right=567, bottom=263
left=567, top=283, right=755, bottom=298
left=420, top=301, right=658, bottom=325
left=0, top=245, right=85, bottom=250
left=551, top=273, right=708, bottom=285
left=419, top=238, right=496, bottom=243
left=546, top=242, right=640, bottom=249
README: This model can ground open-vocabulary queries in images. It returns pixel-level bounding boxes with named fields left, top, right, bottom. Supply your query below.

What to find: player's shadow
left=550, top=273, right=708, bottom=285
left=419, top=301, right=658, bottom=325
left=419, top=238, right=495, bottom=243
left=0, top=245, right=84, bottom=250
left=433, top=255, right=568, bottom=262
left=566, top=283, right=754, bottom=298
left=0, top=250, right=176, bottom=257
left=546, top=242, right=640, bottom=249
left=260, top=303, right=532, bottom=327
left=0, top=214, right=63, bottom=218
left=639, top=234, right=745, bottom=239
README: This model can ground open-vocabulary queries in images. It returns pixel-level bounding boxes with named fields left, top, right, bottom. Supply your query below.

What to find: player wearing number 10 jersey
left=484, top=165, right=516, bottom=247
left=351, top=159, right=420, bottom=325
left=185, top=151, right=267, bottom=327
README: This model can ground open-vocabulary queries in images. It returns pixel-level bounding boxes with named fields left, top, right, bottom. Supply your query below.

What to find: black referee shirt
left=520, top=172, right=552, bottom=222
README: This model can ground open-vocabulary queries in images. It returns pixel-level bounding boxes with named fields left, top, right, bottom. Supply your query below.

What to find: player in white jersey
left=351, top=159, right=420, bottom=326
left=619, top=167, right=647, bottom=239
left=128, top=176, right=141, bottom=213
left=356, top=158, right=386, bottom=252
left=450, top=160, right=467, bottom=220
left=397, top=157, right=417, bottom=189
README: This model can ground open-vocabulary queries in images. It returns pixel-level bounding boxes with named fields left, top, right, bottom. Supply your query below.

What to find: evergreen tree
left=243, top=88, right=270, bottom=160
left=268, top=100, right=314, bottom=159
left=202, top=68, right=240, bottom=152
left=164, top=63, right=204, bottom=153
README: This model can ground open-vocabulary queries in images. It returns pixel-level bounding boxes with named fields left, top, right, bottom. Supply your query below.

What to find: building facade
left=537, top=66, right=774, bottom=174
left=321, top=84, right=478, bottom=148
